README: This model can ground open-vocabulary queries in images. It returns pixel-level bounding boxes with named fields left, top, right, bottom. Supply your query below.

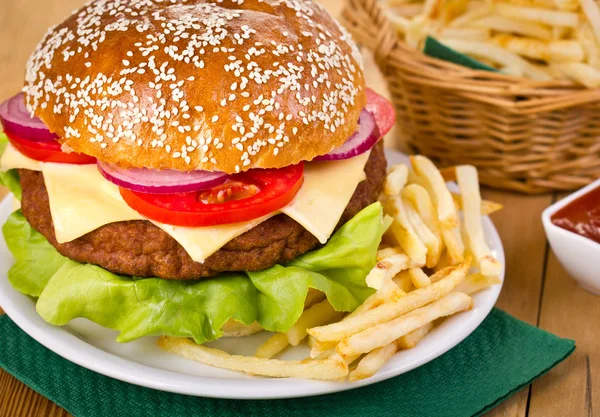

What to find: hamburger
left=0, top=0, right=395, bottom=344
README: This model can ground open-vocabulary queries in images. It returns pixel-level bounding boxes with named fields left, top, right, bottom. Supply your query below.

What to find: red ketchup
left=551, top=186, right=600, bottom=244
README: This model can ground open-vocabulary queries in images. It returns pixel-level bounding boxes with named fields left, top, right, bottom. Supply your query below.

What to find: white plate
left=0, top=150, right=504, bottom=400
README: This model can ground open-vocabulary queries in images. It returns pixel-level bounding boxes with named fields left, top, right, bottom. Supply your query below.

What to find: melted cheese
left=2, top=143, right=371, bottom=262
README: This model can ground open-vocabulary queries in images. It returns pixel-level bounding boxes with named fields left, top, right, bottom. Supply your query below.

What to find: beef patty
left=19, top=142, right=386, bottom=280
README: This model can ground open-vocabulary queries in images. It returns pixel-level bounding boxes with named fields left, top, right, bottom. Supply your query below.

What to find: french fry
left=472, top=16, right=553, bottom=40
left=348, top=341, right=399, bottom=381
left=438, top=38, right=553, bottom=79
left=383, top=214, right=394, bottom=233
left=388, top=12, right=411, bottom=32
left=430, top=263, right=456, bottom=282
left=530, top=62, right=562, bottom=78
left=502, top=0, right=555, bottom=8
left=405, top=15, right=429, bottom=48
left=309, top=336, right=337, bottom=359
left=552, top=61, right=600, bottom=86
left=352, top=279, right=405, bottom=317
left=423, top=0, right=446, bottom=18
left=393, top=271, right=416, bottom=292
left=442, top=224, right=465, bottom=264
left=456, top=165, right=502, bottom=276
left=403, top=198, right=442, bottom=267
left=552, top=26, right=571, bottom=39
left=385, top=197, right=428, bottom=267
left=336, top=292, right=473, bottom=357
left=376, top=245, right=406, bottom=261
left=349, top=322, right=435, bottom=380
left=439, top=27, right=490, bottom=40
left=578, top=22, right=600, bottom=67
left=493, top=34, right=585, bottom=62
left=408, top=268, right=432, bottom=288
left=397, top=322, right=435, bottom=348
left=304, top=288, right=326, bottom=309
left=328, top=352, right=361, bottom=367
left=366, top=253, right=417, bottom=289
left=578, top=0, right=600, bottom=47
left=455, top=273, right=502, bottom=295
left=307, top=260, right=470, bottom=342
left=384, top=164, right=409, bottom=196
left=495, top=2, right=579, bottom=27
left=501, top=64, right=524, bottom=76
left=255, top=333, right=289, bottom=359
left=410, top=155, right=458, bottom=228
left=449, top=4, right=491, bottom=27
left=287, top=300, right=344, bottom=346
left=158, top=337, right=348, bottom=380
left=221, top=320, right=263, bottom=337
left=451, top=193, right=504, bottom=216
left=443, top=0, right=471, bottom=21
left=554, top=0, right=579, bottom=10
left=402, top=184, right=442, bottom=242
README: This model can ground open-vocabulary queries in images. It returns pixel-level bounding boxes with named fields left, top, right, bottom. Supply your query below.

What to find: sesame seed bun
left=24, top=0, right=365, bottom=173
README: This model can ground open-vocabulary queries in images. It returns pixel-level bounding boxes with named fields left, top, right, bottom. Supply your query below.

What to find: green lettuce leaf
left=2, top=212, right=69, bottom=297
left=3, top=203, right=383, bottom=343
left=0, top=133, right=22, bottom=200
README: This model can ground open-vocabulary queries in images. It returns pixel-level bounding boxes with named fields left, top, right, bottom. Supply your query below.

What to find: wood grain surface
left=0, top=1, right=596, bottom=416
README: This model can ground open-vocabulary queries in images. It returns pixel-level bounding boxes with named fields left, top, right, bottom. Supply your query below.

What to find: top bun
left=24, top=0, right=365, bottom=173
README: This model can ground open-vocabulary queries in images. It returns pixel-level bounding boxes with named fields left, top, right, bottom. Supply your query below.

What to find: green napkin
left=423, top=37, right=498, bottom=72
left=0, top=308, right=573, bottom=417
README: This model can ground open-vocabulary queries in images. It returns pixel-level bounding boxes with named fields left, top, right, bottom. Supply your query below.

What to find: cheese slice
left=1, top=143, right=42, bottom=171
left=280, top=153, right=369, bottom=243
left=41, top=163, right=141, bottom=240
left=3, top=144, right=371, bottom=262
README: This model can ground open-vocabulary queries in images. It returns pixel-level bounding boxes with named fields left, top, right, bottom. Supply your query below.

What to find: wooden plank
left=0, top=370, right=70, bottom=417
left=481, top=190, right=552, bottom=325
left=528, top=193, right=598, bottom=417
left=480, top=190, right=553, bottom=417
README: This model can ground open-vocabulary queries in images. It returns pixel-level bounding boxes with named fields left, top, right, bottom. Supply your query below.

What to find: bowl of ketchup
left=542, top=178, right=600, bottom=295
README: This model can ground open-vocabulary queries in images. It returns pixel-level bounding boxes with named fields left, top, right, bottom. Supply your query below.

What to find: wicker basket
left=341, top=0, right=600, bottom=193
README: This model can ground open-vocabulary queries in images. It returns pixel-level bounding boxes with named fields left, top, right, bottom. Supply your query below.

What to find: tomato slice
left=6, top=133, right=96, bottom=165
left=120, top=163, right=304, bottom=227
left=365, top=88, right=396, bottom=137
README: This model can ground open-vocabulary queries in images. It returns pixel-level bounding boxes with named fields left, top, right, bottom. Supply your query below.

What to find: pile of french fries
left=382, top=0, right=600, bottom=86
left=158, top=155, right=503, bottom=381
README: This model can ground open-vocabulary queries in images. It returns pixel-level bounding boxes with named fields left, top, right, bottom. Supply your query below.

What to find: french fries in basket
left=158, top=155, right=502, bottom=381
left=382, top=0, right=600, bottom=86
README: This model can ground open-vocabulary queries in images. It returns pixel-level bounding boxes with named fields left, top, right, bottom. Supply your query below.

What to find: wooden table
left=0, top=0, right=597, bottom=416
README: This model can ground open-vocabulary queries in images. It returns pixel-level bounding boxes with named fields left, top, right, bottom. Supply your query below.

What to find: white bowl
left=542, top=178, right=600, bottom=295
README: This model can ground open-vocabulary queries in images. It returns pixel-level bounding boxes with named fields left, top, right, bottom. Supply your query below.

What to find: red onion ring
left=97, top=161, right=228, bottom=194
left=314, top=110, right=380, bottom=161
left=0, top=93, right=57, bottom=143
